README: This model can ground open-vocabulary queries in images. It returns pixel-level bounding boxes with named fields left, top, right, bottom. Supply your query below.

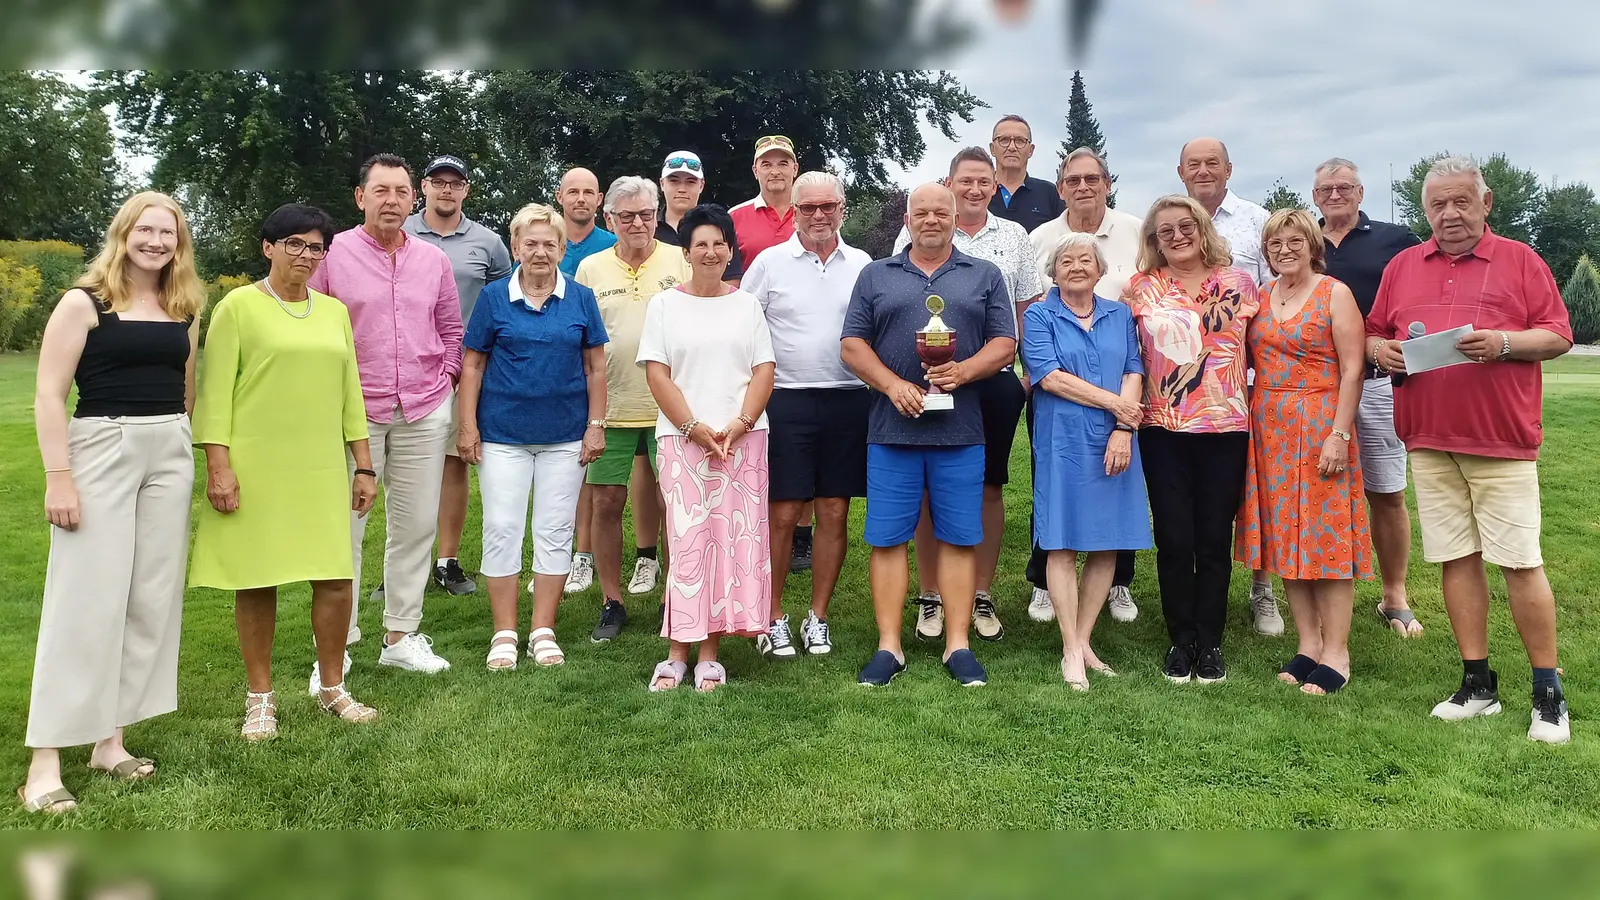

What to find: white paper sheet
left=1401, top=324, right=1476, bottom=375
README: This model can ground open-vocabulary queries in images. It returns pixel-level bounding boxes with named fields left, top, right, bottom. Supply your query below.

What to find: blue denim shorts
left=864, top=443, right=984, bottom=548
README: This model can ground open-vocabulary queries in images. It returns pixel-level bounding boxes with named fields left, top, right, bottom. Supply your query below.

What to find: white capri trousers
left=27, top=414, right=194, bottom=749
left=478, top=440, right=585, bottom=577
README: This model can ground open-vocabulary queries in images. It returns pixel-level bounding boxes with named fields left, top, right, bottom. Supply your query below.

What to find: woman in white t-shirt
left=637, top=205, right=777, bottom=693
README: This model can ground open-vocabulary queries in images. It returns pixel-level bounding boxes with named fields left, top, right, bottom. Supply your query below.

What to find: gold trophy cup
left=915, top=294, right=956, bottom=411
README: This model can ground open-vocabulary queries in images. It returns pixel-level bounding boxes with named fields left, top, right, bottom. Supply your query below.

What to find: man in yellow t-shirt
left=572, top=175, right=691, bottom=642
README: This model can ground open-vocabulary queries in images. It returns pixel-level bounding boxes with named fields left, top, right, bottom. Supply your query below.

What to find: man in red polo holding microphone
left=1367, top=155, right=1574, bottom=745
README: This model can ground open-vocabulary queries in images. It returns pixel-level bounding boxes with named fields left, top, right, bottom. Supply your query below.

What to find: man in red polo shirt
left=730, top=134, right=799, bottom=271
left=1367, top=155, right=1574, bottom=745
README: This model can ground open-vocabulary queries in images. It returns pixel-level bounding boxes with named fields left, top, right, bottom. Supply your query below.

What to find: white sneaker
left=378, top=632, right=451, bottom=674
left=1251, top=582, right=1284, bottom=636
left=756, top=614, right=798, bottom=659
left=1027, top=587, right=1055, bottom=622
left=1431, top=672, right=1502, bottom=721
left=307, top=650, right=354, bottom=697
left=627, top=557, right=660, bottom=594
left=914, top=592, right=944, bottom=641
left=801, top=611, right=832, bottom=655
left=1529, top=687, right=1571, bottom=744
left=1107, top=585, right=1138, bottom=623
left=562, top=554, right=594, bottom=594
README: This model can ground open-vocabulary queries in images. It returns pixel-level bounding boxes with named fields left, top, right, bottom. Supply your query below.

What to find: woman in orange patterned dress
left=1236, top=209, right=1373, bottom=695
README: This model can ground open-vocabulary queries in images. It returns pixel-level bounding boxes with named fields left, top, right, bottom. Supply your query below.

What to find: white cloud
left=901, top=0, right=1600, bottom=221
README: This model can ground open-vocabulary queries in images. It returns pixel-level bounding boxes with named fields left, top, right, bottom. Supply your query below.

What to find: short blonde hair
left=1136, top=194, right=1233, bottom=274
left=1261, top=208, right=1326, bottom=276
left=1049, top=233, right=1108, bottom=282
left=509, top=202, right=566, bottom=246
left=75, top=191, right=206, bottom=321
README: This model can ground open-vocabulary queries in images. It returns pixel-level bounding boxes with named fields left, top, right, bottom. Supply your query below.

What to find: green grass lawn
left=1, top=350, right=1597, bottom=830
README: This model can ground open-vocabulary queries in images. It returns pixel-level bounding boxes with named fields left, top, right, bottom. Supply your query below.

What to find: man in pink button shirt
left=309, top=153, right=462, bottom=682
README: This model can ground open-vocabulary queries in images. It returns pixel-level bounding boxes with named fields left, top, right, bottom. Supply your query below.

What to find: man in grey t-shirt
left=841, top=182, right=1017, bottom=688
left=404, top=154, right=513, bottom=597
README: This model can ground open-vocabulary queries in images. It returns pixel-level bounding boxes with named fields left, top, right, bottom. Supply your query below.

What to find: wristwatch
left=1330, top=428, right=1350, bottom=442
left=1497, top=331, right=1512, bottom=361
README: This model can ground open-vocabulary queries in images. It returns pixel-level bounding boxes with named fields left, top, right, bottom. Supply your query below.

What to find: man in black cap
left=405, top=154, right=514, bottom=596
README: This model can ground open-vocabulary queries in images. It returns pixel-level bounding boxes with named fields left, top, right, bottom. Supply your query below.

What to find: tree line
left=2, top=69, right=1597, bottom=348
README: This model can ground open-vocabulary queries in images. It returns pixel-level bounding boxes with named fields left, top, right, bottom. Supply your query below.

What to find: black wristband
left=1114, top=424, right=1135, bottom=433
left=353, top=468, right=377, bottom=478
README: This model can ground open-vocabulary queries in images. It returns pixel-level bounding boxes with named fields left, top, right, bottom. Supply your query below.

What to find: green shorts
left=585, top=427, right=659, bottom=485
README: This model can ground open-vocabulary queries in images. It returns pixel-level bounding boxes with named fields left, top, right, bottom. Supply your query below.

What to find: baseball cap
left=753, top=135, right=796, bottom=163
left=661, top=151, right=704, bottom=180
left=422, top=155, right=470, bottom=179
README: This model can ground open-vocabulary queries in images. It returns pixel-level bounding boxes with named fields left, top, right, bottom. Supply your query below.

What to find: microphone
left=1392, top=321, right=1425, bottom=388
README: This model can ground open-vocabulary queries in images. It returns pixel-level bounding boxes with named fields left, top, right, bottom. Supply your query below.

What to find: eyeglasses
left=1313, top=183, right=1359, bottom=199
left=611, top=209, right=657, bottom=225
left=1155, top=220, right=1199, bottom=243
left=276, top=237, right=328, bottom=258
left=426, top=177, right=469, bottom=192
left=1062, top=174, right=1103, bottom=188
left=1266, top=236, right=1308, bottom=253
left=664, top=156, right=703, bottom=172
left=992, top=136, right=1030, bottom=148
left=796, top=201, right=841, bottom=217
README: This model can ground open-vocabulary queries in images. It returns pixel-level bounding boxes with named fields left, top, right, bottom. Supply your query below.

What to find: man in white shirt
left=892, top=147, right=1038, bottom=645
left=741, top=171, right=872, bottom=659
left=1025, top=147, right=1145, bottom=626
left=1178, top=136, right=1281, bottom=634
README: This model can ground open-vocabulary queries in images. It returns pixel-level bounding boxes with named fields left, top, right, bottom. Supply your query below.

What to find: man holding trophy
left=841, top=183, right=1019, bottom=687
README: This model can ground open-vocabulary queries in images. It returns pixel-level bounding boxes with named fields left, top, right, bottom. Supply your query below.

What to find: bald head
left=557, top=167, right=602, bottom=228
left=1178, top=137, right=1233, bottom=213
left=904, top=181, right=957, bottom=256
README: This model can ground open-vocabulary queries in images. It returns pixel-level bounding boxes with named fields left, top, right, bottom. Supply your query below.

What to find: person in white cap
left=656, top=150, right=744, bottom=283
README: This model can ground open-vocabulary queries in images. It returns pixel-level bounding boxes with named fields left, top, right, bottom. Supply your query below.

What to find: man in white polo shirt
left=741, top=170, right=872, bottom=659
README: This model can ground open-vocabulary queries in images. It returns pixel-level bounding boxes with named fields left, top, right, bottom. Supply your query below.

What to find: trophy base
left=922, top=392, right=954, bottom=411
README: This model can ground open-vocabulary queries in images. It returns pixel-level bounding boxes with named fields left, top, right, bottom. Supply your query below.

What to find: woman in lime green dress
left=190, top=204, right=381, bottom=740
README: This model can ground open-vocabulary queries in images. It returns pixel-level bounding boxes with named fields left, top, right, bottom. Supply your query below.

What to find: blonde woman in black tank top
left=21, top=192, right=204, bottom=814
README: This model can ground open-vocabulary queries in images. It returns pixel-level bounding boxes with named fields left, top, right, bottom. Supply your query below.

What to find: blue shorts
left=864, top=444, right=984, bottom=548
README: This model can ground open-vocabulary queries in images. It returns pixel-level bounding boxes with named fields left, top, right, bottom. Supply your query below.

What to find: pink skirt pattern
left=657, top=431, right=772, bottom=643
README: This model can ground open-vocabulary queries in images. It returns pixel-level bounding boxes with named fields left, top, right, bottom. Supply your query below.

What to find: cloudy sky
left=897, top=0, right=1600, bottom=220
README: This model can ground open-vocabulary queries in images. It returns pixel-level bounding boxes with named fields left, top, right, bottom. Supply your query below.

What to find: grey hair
left=1423, top=155, right=1489, bottom=200
left=1315, top=157, right=1361, bottom=184
left=603, top=175, right=659, bottom=214
left=1049, top=232, right=1108, bottom=282
left=1057, top=147, right=1111, bottom=184
left=791, top=171, right=845, bottom=205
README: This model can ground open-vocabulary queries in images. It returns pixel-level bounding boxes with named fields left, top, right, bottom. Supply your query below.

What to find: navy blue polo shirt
left=841, top=247, right=1015, bottom=446
left=464, top=272, right=608, bottom=445
left=1323, top=211, right=1422, bottom=317
left=990, top=175, right=1065, bottom=234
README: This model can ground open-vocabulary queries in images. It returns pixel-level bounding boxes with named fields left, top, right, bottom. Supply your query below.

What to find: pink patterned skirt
left=656, top=430, right=772, bottom=643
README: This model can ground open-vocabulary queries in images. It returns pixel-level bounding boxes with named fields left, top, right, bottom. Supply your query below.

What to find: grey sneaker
left=801, top=611, right=832, bottom=655
left=1107, top=585, right=1138, bottom=623
left=1027, top=587, right=1055, bottom=622
left=972, top=591, right=1004, bottom=641
left=914, top=592, right=944, bottom=641
left=756, top=614, right=798, bottom=659
left=1251, top=581, right=1284, bottom=636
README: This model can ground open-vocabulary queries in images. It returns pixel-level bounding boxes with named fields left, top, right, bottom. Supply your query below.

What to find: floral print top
left=1123, top=266, right=1258, bottom=433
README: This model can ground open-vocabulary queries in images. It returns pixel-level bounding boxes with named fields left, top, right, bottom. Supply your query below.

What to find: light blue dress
left=1023, top=290, right=1154, bottom=552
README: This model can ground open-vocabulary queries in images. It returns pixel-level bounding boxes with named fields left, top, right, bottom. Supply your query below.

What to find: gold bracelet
left=43, top=467, right=71, bottom=474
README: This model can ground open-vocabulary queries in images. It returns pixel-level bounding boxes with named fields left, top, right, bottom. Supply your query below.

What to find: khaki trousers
left=348, top=397, right=451, bottom=641
left=27, top=414, right=194, bottom=748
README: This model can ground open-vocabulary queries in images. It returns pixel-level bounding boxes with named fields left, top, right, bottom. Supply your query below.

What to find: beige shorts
left=1410, top=449, right=1542, bottom=569
left=444, top=389, right=460, bottom=458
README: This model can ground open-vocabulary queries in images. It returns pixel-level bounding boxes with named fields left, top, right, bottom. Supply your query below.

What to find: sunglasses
left=665, top=156, right=703, bottom=172
left=1155, top=220, right=1199, bottom=243
left=796, top=201, right=841, bottom=217
left=755, top=135, right=793, bottom=152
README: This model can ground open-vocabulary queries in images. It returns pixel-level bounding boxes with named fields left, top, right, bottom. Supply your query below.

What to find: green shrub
left=0, top=239, right=86, bottom=350
left=1564, top=255, right=1600, bottom=345
left=200, top=274, right=253, bottom=346
left=0, top=256, right=43, bottom=351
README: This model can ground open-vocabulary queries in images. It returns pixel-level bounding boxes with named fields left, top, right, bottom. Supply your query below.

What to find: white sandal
left=527, top=627, right=564, bottom=667
left=317, top=682, right=380, bottom=724
left=487, top=629, right=520, bottom=671
left=242, top=689, right=278, bottom=741
left=648, top=660, right=688, bottom=692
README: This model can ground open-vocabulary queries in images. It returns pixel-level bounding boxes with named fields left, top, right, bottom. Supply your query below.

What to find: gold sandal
left=241, top=690, right=278, bottom=742
left=17, top=785, right=77, bottom=815
left=89, top=756, right=156, bottom=780
left=317, top=682, right=380, bottom=724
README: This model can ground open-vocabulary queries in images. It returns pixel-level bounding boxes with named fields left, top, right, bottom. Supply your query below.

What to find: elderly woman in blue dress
left=1022, top=233, right=1153, bottom=690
